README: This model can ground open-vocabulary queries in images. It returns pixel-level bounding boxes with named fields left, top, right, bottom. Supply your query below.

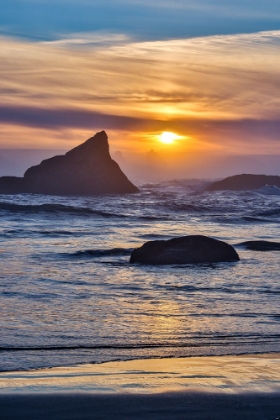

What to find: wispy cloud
left=45, top=32, right=131, bottom=48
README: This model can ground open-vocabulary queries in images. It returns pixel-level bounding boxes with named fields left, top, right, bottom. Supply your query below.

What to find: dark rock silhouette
left=236, top=240, right=280, bottom=251
left=0, top=131, right=138, bottom=196
left=0, top=176, right=24, bottom=194
left=207, top=174, right=280, bottom=191
left=130, top=235, right=239, bottom=265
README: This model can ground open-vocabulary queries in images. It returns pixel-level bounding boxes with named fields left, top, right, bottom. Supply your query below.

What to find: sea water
left=0, top=181, right=280, bottom=371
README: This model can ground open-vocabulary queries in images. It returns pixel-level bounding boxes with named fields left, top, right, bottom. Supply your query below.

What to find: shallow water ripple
left=0, top=184, right=280, bottom=370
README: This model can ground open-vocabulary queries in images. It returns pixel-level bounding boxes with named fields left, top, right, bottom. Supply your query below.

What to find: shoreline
left=1, top=348, right=280, bottom=375
left=1, top=352, right=280, bottom=394
left=1, top=353, right=280, bottom=419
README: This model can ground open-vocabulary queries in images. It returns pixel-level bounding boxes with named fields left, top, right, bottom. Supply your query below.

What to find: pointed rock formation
left=0, top=131, right=138, bottom=196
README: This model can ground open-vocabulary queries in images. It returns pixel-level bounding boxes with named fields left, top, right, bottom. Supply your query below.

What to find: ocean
left=0, top=180, right=280, bottom=372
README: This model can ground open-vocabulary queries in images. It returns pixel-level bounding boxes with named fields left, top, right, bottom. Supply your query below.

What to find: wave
left=212, top=215, right=278, bottom=224
left=138, top=233, right=173, bottom=240
left=253, top=208, right=280, bottom=217
left=1, top=333, right=280, bottom=353
left=257, top=185, right=280, bottom=195
left=0, top=202, right=168, bottom=220
left=3, top=228, right=74, bottom=236
left=0, top=202, right=127, bottom=218
left=242, top=216, right=272, bottom=223
left=67, top=248, right=133, bottom=258
left=158, top=284, right=242, bottom=294
left=141, top=179, right=210, bottom=190
left=38, top=230, right=74, bottom=235
left=163, top=203, right=209, bottom=212
left=157, top=199, right=238, bottom=214
left=156, top=283, right=280, bottom=296
left=138, top=215, right=169, bottom=220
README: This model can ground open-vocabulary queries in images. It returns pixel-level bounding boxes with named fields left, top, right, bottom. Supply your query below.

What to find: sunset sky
left=1, top=1, right=280, bottom=177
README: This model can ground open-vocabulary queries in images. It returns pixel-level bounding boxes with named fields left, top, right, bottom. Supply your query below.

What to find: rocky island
left=0, top=131, right=138, bottom=196
left=207, top=174, right=280, bottom=191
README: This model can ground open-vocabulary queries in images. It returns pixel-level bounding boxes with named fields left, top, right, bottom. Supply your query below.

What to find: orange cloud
left=0, top=31, right=280, bottom=155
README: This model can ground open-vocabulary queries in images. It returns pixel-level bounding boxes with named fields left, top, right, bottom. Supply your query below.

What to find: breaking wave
left=253, top=208, right=280, bottom=217
left=0, top=202, right=127, bottom=218
left=257, top=185, right=280, bottom=196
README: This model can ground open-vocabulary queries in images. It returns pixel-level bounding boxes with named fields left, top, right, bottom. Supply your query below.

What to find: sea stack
left=0, top=131, right=138, bottom=196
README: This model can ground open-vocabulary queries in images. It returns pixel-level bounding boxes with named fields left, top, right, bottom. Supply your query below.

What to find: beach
left=1, top=353, right=280, bottom=419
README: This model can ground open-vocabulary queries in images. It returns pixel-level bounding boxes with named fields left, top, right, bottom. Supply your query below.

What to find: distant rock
left=130, top=235, right=239, bottom=265
left=113, top=151, right=126, bottom=167
left=0, top=154, right=11, bottom=176
left=147, top=149, right=165, bottom=168
left=236, top=240, right=280, bottom=251
left=0, top=176, right=24, bottom=194
left=0, top=131, right=138, bottom=196
left=207, top=174, right=280, bottom=191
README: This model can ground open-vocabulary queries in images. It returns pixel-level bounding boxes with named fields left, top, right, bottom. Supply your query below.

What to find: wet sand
left=1, top=354, right=280, bottom=419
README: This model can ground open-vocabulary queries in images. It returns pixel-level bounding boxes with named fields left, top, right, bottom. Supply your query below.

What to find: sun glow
left=158, top=132, right=180, bottom=145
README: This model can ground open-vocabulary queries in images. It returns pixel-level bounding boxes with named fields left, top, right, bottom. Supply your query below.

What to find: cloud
left=45, top=32, right=131, bottom=48
left=1, top=104, right=280, bottom=141
left=0, top=30, right=280, bottom=154
left=0, top=105, right=143, bottom=130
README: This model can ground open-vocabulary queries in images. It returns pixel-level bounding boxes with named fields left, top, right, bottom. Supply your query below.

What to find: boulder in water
left=236, top=240, right=280, bottom=251
left=130, top=235, right=240, bottom=265
left=0, top=131, right=138, bottom=196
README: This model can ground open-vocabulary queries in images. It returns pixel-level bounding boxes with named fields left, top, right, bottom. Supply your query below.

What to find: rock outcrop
left=207, top=174, right=280, bottom=191
left=236, top=240, right=280, bottom=251
left=0, top=131, right=138, bottom=196
left=130, top=235, right=239, bottom=265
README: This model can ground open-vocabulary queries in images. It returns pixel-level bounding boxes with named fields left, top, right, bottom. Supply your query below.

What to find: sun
left=158, top=132, right=180, bottom=145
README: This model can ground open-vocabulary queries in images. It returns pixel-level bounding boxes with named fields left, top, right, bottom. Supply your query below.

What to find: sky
left=1, top=1, right=280, bottom=178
